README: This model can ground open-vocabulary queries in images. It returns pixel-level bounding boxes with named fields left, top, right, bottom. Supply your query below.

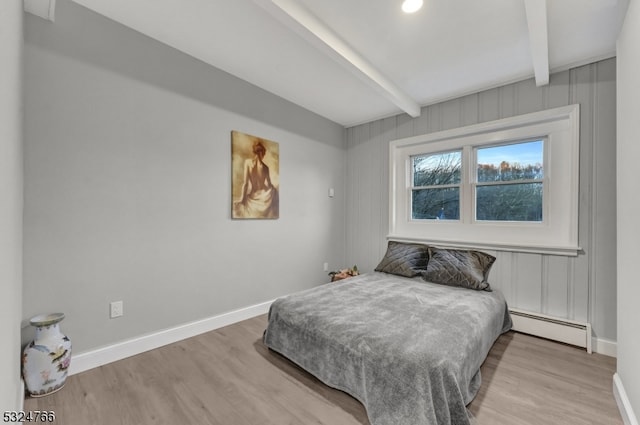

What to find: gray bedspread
left=263, top=272, right=511, bottom=425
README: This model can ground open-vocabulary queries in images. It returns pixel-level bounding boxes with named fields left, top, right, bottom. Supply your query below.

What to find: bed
left=263, top=242, right=512, bottom=425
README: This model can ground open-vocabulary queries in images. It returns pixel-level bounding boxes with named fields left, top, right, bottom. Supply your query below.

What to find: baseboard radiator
left=509, top=308, right=592, bottom=353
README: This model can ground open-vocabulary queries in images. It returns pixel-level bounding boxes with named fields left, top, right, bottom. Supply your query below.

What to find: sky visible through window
left=477, top=140, right=543, bottom=168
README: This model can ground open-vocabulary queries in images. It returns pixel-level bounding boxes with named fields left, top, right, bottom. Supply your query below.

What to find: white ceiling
left=68, top=0, right=628, bottom=127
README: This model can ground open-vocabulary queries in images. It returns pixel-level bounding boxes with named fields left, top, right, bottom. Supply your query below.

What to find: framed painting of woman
left=231, top=131, right=280, bottom=219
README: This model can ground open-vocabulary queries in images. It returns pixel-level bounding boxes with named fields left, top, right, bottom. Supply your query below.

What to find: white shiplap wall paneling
left=345, top=59, right=617, bottom=347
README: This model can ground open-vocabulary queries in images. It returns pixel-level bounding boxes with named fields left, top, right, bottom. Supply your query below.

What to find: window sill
left=387, top=235, right=581, bottom=257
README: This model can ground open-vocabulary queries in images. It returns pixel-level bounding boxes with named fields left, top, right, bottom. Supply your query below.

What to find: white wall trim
left=594, top=337, right=617, bottom=358
left=69, top=300, right=274, bottom=375
left=614, top=373, right=640, bottom=425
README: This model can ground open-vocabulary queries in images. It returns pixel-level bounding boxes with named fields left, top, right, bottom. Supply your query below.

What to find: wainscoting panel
left=514, top=253, right=544, bottom=313
left=345, top=58, right=617, bottom=347
left=544, top=255, right=571, bottom=318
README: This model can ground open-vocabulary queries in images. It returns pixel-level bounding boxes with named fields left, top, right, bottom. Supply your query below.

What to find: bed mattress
left=263, top=272, right=511, bottom=425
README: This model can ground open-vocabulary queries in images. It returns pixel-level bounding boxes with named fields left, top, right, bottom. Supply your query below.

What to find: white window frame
left=389, top=104, right=580, bottom=256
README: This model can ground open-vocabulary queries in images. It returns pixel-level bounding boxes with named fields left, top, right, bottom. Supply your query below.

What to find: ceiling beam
left=24, top=0, right=56, bottom=21
left=254, top=0, right=421, bottom=118
left=524, top=0, right=549, bottom=86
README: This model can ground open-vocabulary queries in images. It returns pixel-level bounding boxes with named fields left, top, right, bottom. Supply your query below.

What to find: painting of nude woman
left=231, top=131, right=279, bottom=219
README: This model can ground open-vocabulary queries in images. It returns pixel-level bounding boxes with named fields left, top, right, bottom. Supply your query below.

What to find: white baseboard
left=614, top=373, right=639, bottom=425
left=69, top=299, right=274, bottom=376
left=593, top=337, right=617, bottom=357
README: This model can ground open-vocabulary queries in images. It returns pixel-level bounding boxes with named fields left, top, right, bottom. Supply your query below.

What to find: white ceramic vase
left=22, top=313, right=72, bottom=397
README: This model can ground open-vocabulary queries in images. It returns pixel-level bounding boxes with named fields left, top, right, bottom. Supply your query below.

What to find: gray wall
left=617, top=0, right=640, bottom=416
left=0, top=0, right=24, bottom=411
left=346, top=59, right=617, bottom=344
left=23, top=0, right=346, bottom=354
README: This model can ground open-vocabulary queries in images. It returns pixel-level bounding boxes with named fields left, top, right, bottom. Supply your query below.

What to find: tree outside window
left=411, top=140, right=544, bottom=222
left=475, top=140, right=544, bottom=222
left=411, top=151, right=461, bottom=220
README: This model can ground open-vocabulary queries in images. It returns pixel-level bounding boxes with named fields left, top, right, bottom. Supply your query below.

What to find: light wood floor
left=25, top=314, right=622, bottom=425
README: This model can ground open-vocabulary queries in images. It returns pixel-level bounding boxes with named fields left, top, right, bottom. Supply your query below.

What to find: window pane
left=413, top=151, right=461, bottom=186
left=476, top=183, right=543, bottom=221
left=477, top=140, right=543, bottom=182
left=412, top=188, right=460, bottom=220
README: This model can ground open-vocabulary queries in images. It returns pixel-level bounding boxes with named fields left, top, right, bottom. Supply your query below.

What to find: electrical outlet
left=110, top=301, right=123, bottom=319
left=323, top=262, right=329, bottom=272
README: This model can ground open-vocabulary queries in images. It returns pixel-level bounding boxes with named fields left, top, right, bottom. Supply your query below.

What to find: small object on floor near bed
left=329, top=265, right=359, bottom=282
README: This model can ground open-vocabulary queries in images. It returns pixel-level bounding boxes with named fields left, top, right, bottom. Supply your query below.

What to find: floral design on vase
left=22, top=313, right=72, bottom=397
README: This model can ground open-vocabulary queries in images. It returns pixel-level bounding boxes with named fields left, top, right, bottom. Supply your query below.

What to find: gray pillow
left=421, top=247, right=495, bottom=291
left=375, top=241, right=430, bottom=277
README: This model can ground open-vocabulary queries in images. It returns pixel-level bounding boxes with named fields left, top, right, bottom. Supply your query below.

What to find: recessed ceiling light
left=402, top=0, right=423, bottom=14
